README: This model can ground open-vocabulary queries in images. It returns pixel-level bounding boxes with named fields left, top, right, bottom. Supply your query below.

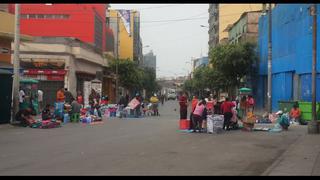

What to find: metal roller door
left=38, top=81, right=64, bottom=106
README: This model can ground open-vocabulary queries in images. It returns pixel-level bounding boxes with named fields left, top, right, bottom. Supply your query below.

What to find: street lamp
left=200, top=25, right=209, bottom=28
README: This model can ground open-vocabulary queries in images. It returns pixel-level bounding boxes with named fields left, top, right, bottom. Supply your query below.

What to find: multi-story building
left=208, top=4, right=264, bottom=50
left=18, top=37, right=108, bottom=106
left=257, top=4, right=318, bottom=111
left=133, top=11, right=143, bottom=65
left=227, top=10, right=263, bottom=44
left=143, top=50, right=156, bottom=75
left=108, top=9, right=142, bottom=62
left=193, top=56, right=209, bottom=70
left=0, top=9, right=32, bottom=124
left=9, top=4, right=107, bottom=52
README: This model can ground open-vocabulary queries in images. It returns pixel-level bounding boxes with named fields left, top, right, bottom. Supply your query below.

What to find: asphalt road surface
left=0, top=100, right=306, bottom=175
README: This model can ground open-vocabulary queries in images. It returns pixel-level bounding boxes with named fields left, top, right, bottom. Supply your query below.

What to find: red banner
left=47, top=75, right=64, bottom=81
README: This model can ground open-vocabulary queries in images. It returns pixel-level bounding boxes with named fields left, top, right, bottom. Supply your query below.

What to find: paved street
left=0, top=100, right=314, bottom=175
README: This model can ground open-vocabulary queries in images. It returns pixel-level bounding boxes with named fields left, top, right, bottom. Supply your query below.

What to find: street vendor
left=134, top=93, right=142, bottom=117
left=15, top=108, right=36, bottom=127
left=289, top=104, right=307, bottom=125
left=56, top=88, right=65, bottom=102
left=150, top=93, right=160, bottom=116
left=239, top=95, right=248, bottom=120
left=276, top=110, right=290, bottom=130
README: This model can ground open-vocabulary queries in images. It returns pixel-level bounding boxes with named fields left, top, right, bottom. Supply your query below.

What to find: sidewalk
left=262, top=133, right=320, bottom=176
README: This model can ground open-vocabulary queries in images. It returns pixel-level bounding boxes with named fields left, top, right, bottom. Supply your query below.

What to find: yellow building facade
left=109, top=9, right=139, bottom=60
left=0, top=11, right=32, bottom=64
left=219, top=4, right=264, bottom=43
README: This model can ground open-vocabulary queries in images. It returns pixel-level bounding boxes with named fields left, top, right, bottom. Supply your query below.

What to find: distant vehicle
left=167, top=91, right=177, bottom=100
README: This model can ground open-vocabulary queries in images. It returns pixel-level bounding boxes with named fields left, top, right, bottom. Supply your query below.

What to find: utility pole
left=11, top=4, right=20, bottom=124
left=267, top=3, right=272, bottom=113
left=309, top=4, right=319, bottom=134
left=115, top=12, right=120, bottom=103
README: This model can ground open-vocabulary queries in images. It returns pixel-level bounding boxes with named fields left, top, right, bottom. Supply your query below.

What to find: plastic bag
left=207, top=115, right=214, bottom=133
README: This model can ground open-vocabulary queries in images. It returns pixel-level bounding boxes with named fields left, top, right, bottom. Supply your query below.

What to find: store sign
left=0, top=48, right=9, bottom=54
left=23, top=69, right=66, bottom=75
left=21, top=58, right=65, bottom=69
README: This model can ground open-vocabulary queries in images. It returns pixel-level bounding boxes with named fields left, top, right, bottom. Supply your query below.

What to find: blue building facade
left=257, top=4, right=320, bottom=111
left=194, top=56, right=209, bottom=69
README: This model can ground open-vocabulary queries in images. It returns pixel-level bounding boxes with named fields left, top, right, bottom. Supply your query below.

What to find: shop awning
left=0, top=69, right=12, bottom=75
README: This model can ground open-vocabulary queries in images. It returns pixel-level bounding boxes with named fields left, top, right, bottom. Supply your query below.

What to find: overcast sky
left=110, top=4, right=209, bottom=78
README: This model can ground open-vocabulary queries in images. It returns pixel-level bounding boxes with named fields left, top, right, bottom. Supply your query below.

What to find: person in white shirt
left=19, top=88, right=26, bottom=110
left=38, top=89, right=43, bottom=111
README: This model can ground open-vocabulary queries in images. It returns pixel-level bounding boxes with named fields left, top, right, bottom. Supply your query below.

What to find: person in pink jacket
left=192, top=99, right=206, bottom=133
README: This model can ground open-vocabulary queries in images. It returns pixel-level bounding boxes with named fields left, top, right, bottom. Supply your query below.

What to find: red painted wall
left=10, top=4, right=106, bottom=51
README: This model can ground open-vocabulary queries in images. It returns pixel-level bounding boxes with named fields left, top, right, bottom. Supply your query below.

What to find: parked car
left=167, top=92, right=177, bottom=100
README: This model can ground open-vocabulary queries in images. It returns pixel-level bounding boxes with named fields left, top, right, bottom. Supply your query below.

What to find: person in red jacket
left=179, top=92, right=188, bottom=119
left=221, top=97, right=235, bottom=131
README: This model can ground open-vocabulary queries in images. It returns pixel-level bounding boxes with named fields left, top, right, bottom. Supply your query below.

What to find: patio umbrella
left=239, top=87, right=251, bottom=93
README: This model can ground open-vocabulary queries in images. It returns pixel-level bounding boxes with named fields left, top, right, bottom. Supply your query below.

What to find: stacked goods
left=207, top=114, right=224, bottom=134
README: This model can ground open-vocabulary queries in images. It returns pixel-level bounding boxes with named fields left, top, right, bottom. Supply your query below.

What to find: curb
left=261, top=134, right=304, bottom=176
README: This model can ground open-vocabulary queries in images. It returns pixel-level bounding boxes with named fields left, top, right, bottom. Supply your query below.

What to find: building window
left=44, top=14, right=52, bottom=19
left=21, top=14, right=28, bottom=19
left=29, top=14, right=36, bottom=18
left=37, top=14, right=44, bottom=19
left=21, top=14, right=70, bottom=19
